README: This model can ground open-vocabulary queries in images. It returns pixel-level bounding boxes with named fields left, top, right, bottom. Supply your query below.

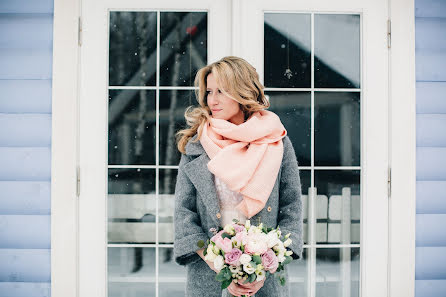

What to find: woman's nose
left=208, top=93, right=218, bottom=105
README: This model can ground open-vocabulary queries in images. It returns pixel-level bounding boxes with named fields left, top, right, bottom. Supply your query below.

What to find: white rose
left=239, top=254, right=252, bottom=265
left=204, top=245, right=217, bottom=261
left=213, top=255, right=225, bottom=271
left=245, top=220, right=251, bottom=229
left=285, top=250, right=294, bottom=256
left=266, top=231, right=280, bottom=248
left=283, top=238, right=292, bottom=248
left=243, top=262, right=256, bottom=274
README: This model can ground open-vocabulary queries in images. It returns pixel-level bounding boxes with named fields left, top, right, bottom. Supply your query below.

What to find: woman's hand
left=227, top=280, right=256, bottom=297
left=236, top=278, right=266, bottom=296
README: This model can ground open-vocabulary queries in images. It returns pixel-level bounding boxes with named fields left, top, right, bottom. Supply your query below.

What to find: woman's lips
left=212, top=109, right=222, bottom=113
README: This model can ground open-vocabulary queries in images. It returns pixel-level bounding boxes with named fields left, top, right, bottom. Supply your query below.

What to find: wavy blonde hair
left=175, top=56, right=270, bottom=154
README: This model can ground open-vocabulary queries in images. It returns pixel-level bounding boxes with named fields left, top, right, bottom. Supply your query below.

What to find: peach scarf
left=199, top=109, right=287, bottom=218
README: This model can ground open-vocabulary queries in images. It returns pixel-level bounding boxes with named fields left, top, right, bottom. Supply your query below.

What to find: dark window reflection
left=108, top=89, right=156, bottom=165
left=160, top=12, right=207, bottom=86
left=109, top=11, right=157, bottom=86
left=108, top=168, right=155, bottom=194
left=314, top=92, right=360, bottom=166
left=159, top=90, right=199, bottom=166
left=314, top=14, right=360, bottom=88
left=266, top=91, right=311, bottom=166
left=264, top=13, right=311, bottom=88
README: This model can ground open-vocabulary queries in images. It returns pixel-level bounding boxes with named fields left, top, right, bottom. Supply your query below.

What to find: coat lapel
left=183, top=135, right=221, bottom=228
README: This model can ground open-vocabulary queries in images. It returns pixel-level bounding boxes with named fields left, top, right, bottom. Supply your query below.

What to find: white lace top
left=214, top=175, right=247, bottom=227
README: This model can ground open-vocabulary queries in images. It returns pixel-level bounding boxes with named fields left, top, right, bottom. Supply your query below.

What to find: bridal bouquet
left=197, top=219, right=294, bottom=295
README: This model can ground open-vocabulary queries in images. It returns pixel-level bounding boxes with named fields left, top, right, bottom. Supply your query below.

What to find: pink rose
left=215, top=235, right=233, bottom=253
left=224, top=248, right=242, bottom=266
left=261, top=249, right=279, bottom=273
left=211, top=230, right=225, bottom=243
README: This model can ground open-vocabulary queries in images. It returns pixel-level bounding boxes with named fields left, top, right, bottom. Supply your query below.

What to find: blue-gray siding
left=0, top=0, right=53, bottom=296
left=415, top=0, right=446, bottom=296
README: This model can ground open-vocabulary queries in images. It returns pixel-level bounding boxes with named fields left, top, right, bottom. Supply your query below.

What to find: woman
left=173, top=56, right=303, bottom=297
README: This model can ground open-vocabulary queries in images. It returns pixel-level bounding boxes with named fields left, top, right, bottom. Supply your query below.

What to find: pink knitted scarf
left=199, top=109, right=287, bottom=218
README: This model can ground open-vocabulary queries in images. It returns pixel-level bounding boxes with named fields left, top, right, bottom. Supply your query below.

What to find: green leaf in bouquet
left=283, top=255, right=293, bottom=265
left=267, top=227, right=272, bottom=232
left=221, top=278, right=232, bottom=290
left=203, top=248, right=207, bottom=256
left=248, top=273, right=257, bottom=283
left=197, top=240, right=205, bottom=248
left=215, top=269, right=228, bottom=282
left=221, top=232, right=231, bottom=239
left=280, top=276, right=286, bottom=286
left=221, top=267, right=231, bottom=280
left=252, top=255, right=262, bottom=265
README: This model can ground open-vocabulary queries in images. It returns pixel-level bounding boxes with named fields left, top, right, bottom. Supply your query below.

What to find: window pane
left=108, top=247, right=156, bottom=296
left=108, top=89, right=156, bottom=165
left=314, top=14, right=360, bottom=88
left=159, top=90, right=198, bottom=166
left=316, top=248, right=360, bottom=297
left=288, top=248, right=309, bottom=296
left=159, top=247, right=186, bottom=296
left=160, top=12, right=207, bottom=87
left=314, top=170, right=361, bottom=245
left=314, top=92, right=360, bottom=166
left=158, top=169, right=177, bottom=244
left=109, top=12, right=157, bottom=87
left=108, top=169, right=156, bottom=244
left=264, top=13, right=311, bottom=88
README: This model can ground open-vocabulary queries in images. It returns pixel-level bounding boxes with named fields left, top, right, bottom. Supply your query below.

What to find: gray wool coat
left=173, top=134, right=304, bottom=297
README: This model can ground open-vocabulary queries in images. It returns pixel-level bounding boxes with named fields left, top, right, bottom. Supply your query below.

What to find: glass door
left=79, top=0, right=390, bottom=296
left=239, top=1, right=389, bottom=297
left=79, top=1, right=231, bottom=296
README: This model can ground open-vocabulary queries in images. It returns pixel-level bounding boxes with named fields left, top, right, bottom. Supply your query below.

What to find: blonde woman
left=173, top=56, right=303, bottom=297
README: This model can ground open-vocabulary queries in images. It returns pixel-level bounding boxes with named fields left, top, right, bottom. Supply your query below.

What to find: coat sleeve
left=277, top=136, right=304, bottom=260
left=173, top=153, right=209, bottom=266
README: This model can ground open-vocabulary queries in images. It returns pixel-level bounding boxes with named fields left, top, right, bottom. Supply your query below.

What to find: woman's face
left=206, top=72, right=245, bottom=125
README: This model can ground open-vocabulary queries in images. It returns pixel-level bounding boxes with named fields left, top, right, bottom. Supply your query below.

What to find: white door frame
left=51, top=0, right=416, bottom=296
